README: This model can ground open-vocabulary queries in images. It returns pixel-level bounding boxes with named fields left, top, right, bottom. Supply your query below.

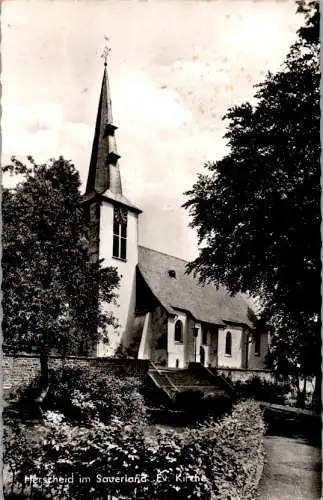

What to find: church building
left=82, top=61, right=269, bottom=371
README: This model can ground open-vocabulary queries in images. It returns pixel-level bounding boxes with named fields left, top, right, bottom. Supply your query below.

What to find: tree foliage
left=3, top=156, right=119, bottom=369
left=184, top=1, right=320, bottom=383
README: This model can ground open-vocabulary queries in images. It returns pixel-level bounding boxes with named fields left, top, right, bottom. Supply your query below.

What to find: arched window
left=175, top=358, right=179, bottom=368
left=225, top=331, right=232, bottom=356
left=174, top=320, right=183, bottom=343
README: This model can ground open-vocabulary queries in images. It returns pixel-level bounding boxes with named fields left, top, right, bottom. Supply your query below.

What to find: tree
left=3, top=156, right=120, bottom=384
left=184, top=1, right=320, bottom=406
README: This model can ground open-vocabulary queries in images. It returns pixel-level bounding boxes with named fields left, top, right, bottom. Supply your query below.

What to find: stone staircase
left=148, top=362, right=235, bottom=402
left=148, top=365, right=179, bottom=400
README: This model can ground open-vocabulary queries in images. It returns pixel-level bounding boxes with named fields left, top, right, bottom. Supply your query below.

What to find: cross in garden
left=101, top=36, right=111, bottom=67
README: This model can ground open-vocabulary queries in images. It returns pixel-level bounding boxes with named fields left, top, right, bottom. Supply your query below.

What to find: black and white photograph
left=2, top=0, right=321, bottom=499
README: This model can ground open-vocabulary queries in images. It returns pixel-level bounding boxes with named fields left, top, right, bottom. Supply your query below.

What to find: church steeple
left=86, top=58, right=122, bottom=195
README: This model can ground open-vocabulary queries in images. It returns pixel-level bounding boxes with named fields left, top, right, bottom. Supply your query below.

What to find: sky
left=2, top=0, right=302, bottom=260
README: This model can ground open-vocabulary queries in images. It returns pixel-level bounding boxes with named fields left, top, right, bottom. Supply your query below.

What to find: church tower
left=84, top=56, right=142, bottom=357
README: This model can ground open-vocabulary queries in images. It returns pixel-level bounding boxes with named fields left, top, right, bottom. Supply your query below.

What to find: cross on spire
left=101, top=36, right=111, bottom=67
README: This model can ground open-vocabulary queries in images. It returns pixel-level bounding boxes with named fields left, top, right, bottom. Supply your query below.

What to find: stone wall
left=3, top=355, right=150, bottom=397
left=216, top=367, right=276, bottom=384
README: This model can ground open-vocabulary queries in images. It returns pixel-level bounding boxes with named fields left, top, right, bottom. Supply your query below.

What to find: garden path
left=257, top=435, right=321, bottom=500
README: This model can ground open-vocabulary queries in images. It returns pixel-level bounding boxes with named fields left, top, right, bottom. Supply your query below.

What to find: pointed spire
left=86, top=49, right=122, bottom=195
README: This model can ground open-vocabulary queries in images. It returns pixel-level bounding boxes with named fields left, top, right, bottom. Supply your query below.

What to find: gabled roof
left=82, top=189, right=142, bottom=214
left=138, top=246, right=253, bottom=327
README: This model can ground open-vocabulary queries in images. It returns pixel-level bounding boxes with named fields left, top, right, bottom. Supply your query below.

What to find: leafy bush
left=233, top=376, right=289, bottom=404
left=4, top=400, right=265, bottom=499
left=175, top=389, right=232, bottom=419
left=183, top=399, right=266, bottom=499
left=23, top=366, right=146, bottom=425
left=175, top=388, right=204, bottom=409
left=8, top=379, right=37, bottom=402
left=4, top=413, right=212, bottom=499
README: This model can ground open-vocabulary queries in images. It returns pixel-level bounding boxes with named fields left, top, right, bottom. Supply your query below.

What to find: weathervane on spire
left=101, top=36, right=111, bottom=67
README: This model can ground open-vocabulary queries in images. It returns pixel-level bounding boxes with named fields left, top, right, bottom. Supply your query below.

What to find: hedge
left=184, top=399, right=266, bottom=499
left=4, top=399, right=265, bottom=499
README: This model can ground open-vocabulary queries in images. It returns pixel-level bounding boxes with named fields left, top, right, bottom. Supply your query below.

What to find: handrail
left=150, top=364, right=179, bottom=392
left=148, top=371, right=175, bottom=400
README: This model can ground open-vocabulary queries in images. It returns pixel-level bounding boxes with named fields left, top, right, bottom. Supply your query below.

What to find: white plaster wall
left=167, top=312, right=188, bottom=368
left=217, top=326, right=245, bottom=368
left=247, top=332, right=269, bottom=369
left=96, top=202, right=139, bottom=357
left=137, top=312, right=151, bottom=360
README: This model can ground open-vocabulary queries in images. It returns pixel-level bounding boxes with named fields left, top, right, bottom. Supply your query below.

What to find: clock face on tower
left=114, top=206, right=127, bottom=226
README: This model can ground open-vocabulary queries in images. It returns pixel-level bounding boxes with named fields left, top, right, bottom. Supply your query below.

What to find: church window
left=113, top=206, right=127, bottom=260
left=176, top=358, right=179, bottom=368
left=225, top=331, right=232, bottom=356
left=174, top=320, right=183, bottom=343
left=254, top=332, right=261, bottom=355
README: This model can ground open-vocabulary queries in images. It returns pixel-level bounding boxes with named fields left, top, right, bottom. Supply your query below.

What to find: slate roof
left=101, top=190, right=142, bottom=213
left=137, top=245, right=253, bottom=327
left=82, top=189, right=142, bottom=213
left=85, top=66, right=142, bottom=214
left=86, top=67, right=121, bottom=195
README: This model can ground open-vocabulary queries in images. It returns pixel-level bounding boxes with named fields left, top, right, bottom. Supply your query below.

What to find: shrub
left=234, top=376, right=289, bottom=404
left=183, top=399, right=266, bottom=499
left=5, top=378, right=46, bottom=421
left=202, top=391, right=233, bottom=417
left=4, top=400, right=265, bottom=499
left=4, top=413, right=212, bottom=500
left=25, top=366, right=146, bottom=425
left=175, top=388, right=204, bottom=409
left=175, top=389, right=232, bottom=419
left=8, top=379, right=38, bottom=402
